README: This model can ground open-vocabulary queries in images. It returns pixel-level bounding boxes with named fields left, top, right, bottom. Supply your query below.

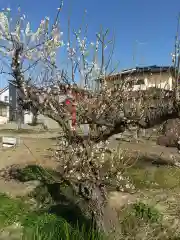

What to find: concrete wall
left=37, top=114, right=60, bottom=129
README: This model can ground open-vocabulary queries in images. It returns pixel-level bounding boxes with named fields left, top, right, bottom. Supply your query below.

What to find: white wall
left=0, top=88, right=9, bottom=120
left=146, top=77, right=173, bottom=90
left=0, top=116, right=8, bottom=124
left=24, top=111, right=33, bottom=124
left=0, top=88, right=9, bottom=102
left=0, top=88, right=34, bottom=124
left=128, top=77, right=173, bottom=91
left=111, top=71, right=173, bottom=92
left=0, top=88, right=35, bottom=124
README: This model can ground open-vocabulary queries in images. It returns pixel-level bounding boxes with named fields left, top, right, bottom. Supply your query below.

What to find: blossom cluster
left=0, top=6, right=107, bottom=92
left=0, top=8, right=64, bottom=64
left=54, top=133, right=135, bottom=193
left=67, top=30, right=102, bottom=88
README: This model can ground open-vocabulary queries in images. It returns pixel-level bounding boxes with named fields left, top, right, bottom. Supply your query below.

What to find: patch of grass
left=22, top=213, right=104, bottom=240
left=118, top=202, right=180, bottom=240
left=132, top=202, right=162, bottom=223
left=125, top=165, right=180, bottom=190
left=13, top=165, right=59, bottom=183
left=7, top=163, right=180, bottom=239
left=0, top=193, right=29, bottom=228
left=1, top=188, right=180, bottom=239
left=11, top=165, right=102, bottom=233
left=0, top=193, right=104, bottom=239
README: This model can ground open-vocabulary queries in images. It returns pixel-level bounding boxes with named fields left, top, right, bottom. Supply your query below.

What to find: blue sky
left=0, top=0, right=179, bottom=87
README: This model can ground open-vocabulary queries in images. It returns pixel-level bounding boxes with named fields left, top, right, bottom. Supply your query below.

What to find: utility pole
left=132, top=40, right=147, bottom=67
left=132, top=40, right=137, bottom=67
left=173, top=13, right=180, bottom=108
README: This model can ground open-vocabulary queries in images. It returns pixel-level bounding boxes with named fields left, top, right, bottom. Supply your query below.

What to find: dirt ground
left=1, top=132, right=180, bottom=238
left=109, top=139, right=179, bottom=157
left=1, top=130, right=180, bottom=240
left=0, top=134, right=179, bottom=171
left=0, top=137, right=59, bottom=170
left=0, top=135, right=60, bottom=197
left=0, top=132, right=180, bottom=206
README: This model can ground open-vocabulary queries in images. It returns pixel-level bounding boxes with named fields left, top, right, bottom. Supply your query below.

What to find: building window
left=4, top=96, right=8, bottom=102
left=0, top=107, right=7, bottom=117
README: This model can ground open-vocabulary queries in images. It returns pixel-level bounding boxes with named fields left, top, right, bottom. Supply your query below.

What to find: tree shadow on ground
left=48, top=203, right=92, bottom=231
left=7, top=164, right=95, bottom=232
left=46, top=182, right=93, bottom=231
